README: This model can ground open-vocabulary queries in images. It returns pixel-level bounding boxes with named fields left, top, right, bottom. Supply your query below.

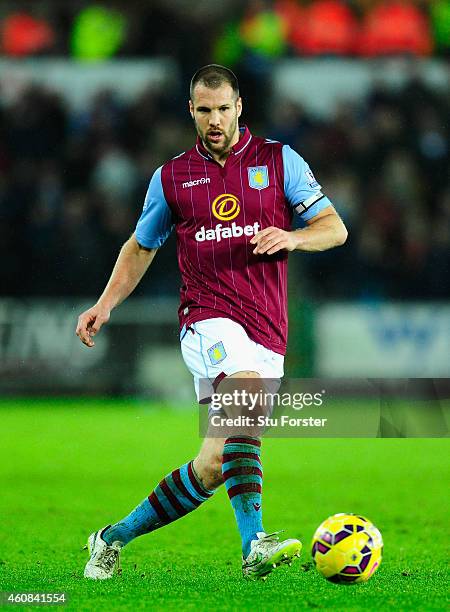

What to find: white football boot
left=84, top=525, right=121, bottom=579
left=242, top=531, right=302, bottom=580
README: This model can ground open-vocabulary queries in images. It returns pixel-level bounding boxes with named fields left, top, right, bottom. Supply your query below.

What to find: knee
left=194, top=453, right=223, bottom=490
left=204, top=453, right=224, bottom=488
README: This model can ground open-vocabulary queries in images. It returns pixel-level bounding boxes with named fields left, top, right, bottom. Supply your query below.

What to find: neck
left=206, top=148, right=230, bottom=167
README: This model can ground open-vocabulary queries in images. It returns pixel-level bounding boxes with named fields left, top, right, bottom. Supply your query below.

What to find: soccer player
left=76, top=65, right=347, bottom=581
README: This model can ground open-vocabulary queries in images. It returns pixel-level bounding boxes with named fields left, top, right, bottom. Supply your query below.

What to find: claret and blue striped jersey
left=135, top=126, right=333, bottom=355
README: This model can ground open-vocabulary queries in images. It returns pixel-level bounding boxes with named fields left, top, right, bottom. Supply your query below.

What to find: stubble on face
left=199, top=117, right=237, bottom=157
left=190, top=84, right=242, bottom=161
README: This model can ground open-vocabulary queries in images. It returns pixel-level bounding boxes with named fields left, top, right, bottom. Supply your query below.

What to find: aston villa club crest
left=207, top=341, right=227, bottom=365
left=248, top=166, right=269, bottom=190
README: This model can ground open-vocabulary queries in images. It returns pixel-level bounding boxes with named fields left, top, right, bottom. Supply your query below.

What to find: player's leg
left=194, top=371, right=282, bottom=563
left=84, top=450, right=220, bottom=579
left=103, top=457, right=218, bottom=545
left=219, top=369, right=302, bottom=579
left=193, top=436, right=226, bottom=490
left=181, top=318, right=302, bottom=577
left=219, top=371, right=266, bottom=555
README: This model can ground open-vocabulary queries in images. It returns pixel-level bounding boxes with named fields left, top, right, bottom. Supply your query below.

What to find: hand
left=250, top=227, right=298, bottom=255
left=76, top=303, right=111, bottom=348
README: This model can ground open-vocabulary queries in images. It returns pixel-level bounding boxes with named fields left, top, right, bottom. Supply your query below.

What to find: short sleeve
left=282, top=145, right=332, bottom=221
left=135, top=167, right=174, bottom=248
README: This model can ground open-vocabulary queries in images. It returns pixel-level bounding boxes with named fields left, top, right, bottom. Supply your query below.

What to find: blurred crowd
left=279, top=75, right=450, bottom=299
left=1, top=1, right=446, bottom=61
left=0, top=72, right=448, bottom=300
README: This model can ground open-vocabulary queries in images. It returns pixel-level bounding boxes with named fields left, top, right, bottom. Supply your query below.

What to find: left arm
left=250, top=206, right=348, bottom=255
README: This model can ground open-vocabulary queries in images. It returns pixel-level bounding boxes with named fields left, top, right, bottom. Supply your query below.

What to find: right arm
left=76, top=165, right=173, bottom=348
left=76, top=234, right=156, bottom=347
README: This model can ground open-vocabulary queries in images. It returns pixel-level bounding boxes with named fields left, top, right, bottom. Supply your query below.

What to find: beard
left=195, top=115, right=239, bottom=157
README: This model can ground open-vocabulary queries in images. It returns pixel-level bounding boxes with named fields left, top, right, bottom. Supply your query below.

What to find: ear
left=236, top=96, right=242, bottom=118
left=189, top=99, right=194, bottom=119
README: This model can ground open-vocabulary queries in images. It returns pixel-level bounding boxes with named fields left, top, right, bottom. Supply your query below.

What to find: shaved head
left=190, top=64, right=239, bottom=102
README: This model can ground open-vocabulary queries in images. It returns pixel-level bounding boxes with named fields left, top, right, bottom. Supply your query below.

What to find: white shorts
left=180, top=317, right=284, bottom=402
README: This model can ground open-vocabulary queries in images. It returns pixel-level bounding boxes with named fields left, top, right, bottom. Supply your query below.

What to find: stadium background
left=0, top=2, right=449, bottom=610
left=1, top=0, right=449, bottom=396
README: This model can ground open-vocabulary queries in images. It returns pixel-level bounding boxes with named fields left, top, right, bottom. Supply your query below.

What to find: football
left=311, top=513, right=383, bottom=584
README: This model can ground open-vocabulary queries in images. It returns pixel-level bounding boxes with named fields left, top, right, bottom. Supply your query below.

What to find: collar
left=195, top=125, right=252, bottom=161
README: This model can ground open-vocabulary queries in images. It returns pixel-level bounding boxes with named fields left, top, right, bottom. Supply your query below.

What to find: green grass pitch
left=0, top=398, right=448, bottom=611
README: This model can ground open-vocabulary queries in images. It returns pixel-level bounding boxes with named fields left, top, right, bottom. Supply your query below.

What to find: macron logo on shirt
left=182, top=177, right=211, bottom=188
